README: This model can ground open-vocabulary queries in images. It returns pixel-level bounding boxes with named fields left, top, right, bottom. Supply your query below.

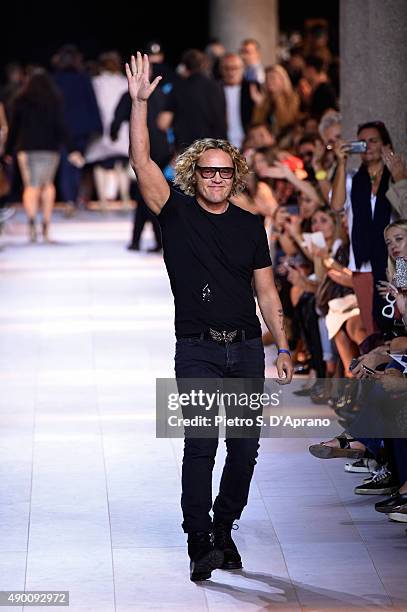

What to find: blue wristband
left=278, top=348, right=291, bottom=357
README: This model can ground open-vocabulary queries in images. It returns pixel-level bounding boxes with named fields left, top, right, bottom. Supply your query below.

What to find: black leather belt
left=177, top=328, right=260, bottom=344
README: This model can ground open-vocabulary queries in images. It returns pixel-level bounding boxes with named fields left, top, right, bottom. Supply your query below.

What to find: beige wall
left=340, top=0, right=407, bottom=156
left=210, top=0, right=279, bottom=66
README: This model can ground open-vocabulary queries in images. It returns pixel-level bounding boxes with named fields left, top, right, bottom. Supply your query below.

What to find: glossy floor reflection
left=0, top=210, right=406, bottom=611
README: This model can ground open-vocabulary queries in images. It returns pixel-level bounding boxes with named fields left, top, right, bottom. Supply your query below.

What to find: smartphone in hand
left=361, top=364, right=376, bottom=377
left=349, top=357, right=360, bottom=372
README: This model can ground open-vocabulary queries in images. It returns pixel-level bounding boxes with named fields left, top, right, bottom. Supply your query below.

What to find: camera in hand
left=344, top=140, right=367, bottom=154
left=395, top=257, right=407, bottom=290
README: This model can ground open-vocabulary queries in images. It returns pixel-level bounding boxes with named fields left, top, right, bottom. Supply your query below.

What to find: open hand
left=249, top=83, right=265, bottom=106
left=382, top=149, right=407, bottom=182
left=125, top=52, right=162, bottom=102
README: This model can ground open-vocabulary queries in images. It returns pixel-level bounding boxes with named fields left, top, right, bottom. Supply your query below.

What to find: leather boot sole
left=309, top=444, right=364, bottom=459
left=190, top=549, right=224, bottom=582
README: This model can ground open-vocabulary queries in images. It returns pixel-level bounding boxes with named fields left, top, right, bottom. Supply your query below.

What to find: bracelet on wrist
left=315, top=169, right=328, bottom=181
left=278, top=348, right=291, bottom=357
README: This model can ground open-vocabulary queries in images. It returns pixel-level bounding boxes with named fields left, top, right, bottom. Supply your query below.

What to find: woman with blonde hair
left=250, top=64, right=300, bottom=135
left=377, top=219, right=407, bottom=328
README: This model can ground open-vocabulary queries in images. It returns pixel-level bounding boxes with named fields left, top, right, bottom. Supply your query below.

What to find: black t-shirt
left=158, top=188, right=272, bottom=337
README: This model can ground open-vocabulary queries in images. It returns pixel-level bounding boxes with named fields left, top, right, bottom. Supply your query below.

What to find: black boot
left=28, top=218, right=37, bottom=243
left=187, top=531, right=224, bottom=582
left=213, top=520, right=242, bottom=570
left=42, top=221, right=49, bottom=243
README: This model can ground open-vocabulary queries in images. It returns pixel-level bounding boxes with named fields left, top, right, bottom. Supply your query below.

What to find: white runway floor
left=1, top=210, right=407, bottom=611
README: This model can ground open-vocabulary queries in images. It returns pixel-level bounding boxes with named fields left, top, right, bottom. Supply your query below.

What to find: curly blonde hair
left=173, top=138, right=249, bottom=196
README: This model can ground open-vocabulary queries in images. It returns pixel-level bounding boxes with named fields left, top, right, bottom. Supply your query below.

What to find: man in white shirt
left=219, top=53, right=256, bottom=150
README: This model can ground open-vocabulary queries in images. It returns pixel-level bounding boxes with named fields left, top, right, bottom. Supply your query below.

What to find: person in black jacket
left=160, top=49, right=227, bottom=152
left=53, top=45, right=103, bottom=215
left=303, top=56, right=337, bottom=121
left=219, top=53, right=256, bottom=150
left=6, top=68, right=82, bottom=242
left=111, top=85, right=171, bottom=252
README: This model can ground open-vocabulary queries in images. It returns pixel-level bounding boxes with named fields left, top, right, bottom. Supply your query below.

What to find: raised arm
left=260, top=162, right=320, bottom=201
left=330, top=142, right=348, bottom=211
left=126, top=52, right=170, bottom=214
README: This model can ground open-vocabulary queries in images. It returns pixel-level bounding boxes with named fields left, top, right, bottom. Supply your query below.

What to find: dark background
left=1, top=0, right=338, bottom=75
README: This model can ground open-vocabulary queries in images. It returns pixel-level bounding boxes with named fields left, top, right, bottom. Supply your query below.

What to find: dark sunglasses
left=196, top=165, right=235, bottom=179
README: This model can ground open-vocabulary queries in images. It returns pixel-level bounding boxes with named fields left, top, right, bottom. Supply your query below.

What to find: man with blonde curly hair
left=126, top=52, right=293, bottom=582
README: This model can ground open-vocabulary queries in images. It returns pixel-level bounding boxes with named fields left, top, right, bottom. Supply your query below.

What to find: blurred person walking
left=126, top=51, right=293, bottom=582
left=5, top=69, right=81, bottom=242
left=85, top=51, right=130, bottom=207
left=110, top=74, right=171, bottom=252
left=53, top=45, right=102, bottom=215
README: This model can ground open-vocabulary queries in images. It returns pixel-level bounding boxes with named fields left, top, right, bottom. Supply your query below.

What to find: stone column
left=210, top=0, right=279, bottom=66
left=340, top=0, right=407, bottom=156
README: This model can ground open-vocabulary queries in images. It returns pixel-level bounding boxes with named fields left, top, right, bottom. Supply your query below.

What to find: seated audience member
left=309, top=221, right=407, bottom=500
left=244, top=122, right=276, bottom=150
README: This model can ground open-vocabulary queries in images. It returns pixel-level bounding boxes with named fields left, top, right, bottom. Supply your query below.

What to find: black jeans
left=175, top=336, right=265, bottom=533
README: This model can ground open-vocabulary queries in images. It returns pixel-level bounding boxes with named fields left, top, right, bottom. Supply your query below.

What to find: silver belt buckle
left=209, top=328, right=238, bottom=344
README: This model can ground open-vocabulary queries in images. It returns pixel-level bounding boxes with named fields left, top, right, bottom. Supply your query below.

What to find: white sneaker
left=344, top=457, right=378, bottom=473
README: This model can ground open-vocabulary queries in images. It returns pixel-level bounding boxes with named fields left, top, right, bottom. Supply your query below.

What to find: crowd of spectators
left=0, top=21, right=407, bottom=524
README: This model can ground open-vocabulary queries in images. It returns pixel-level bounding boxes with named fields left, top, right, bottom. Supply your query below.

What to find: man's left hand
left=276, top=353, right=293, bottom=384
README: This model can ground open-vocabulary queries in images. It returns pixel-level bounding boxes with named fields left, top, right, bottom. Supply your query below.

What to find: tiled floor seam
left=258, top=482, right=302, bottom=610
left=320, top=440, right=394, bottom=606
left=22, top=371, right=38, bottom=610
left=95, top=303, right=118, bottom=612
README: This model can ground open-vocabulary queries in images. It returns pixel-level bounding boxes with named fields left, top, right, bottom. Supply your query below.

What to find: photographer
left=330, top=121, right=397, bottom=337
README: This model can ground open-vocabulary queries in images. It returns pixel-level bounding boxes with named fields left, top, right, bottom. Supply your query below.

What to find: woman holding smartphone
left=378, top=220, right=407, bottom=328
